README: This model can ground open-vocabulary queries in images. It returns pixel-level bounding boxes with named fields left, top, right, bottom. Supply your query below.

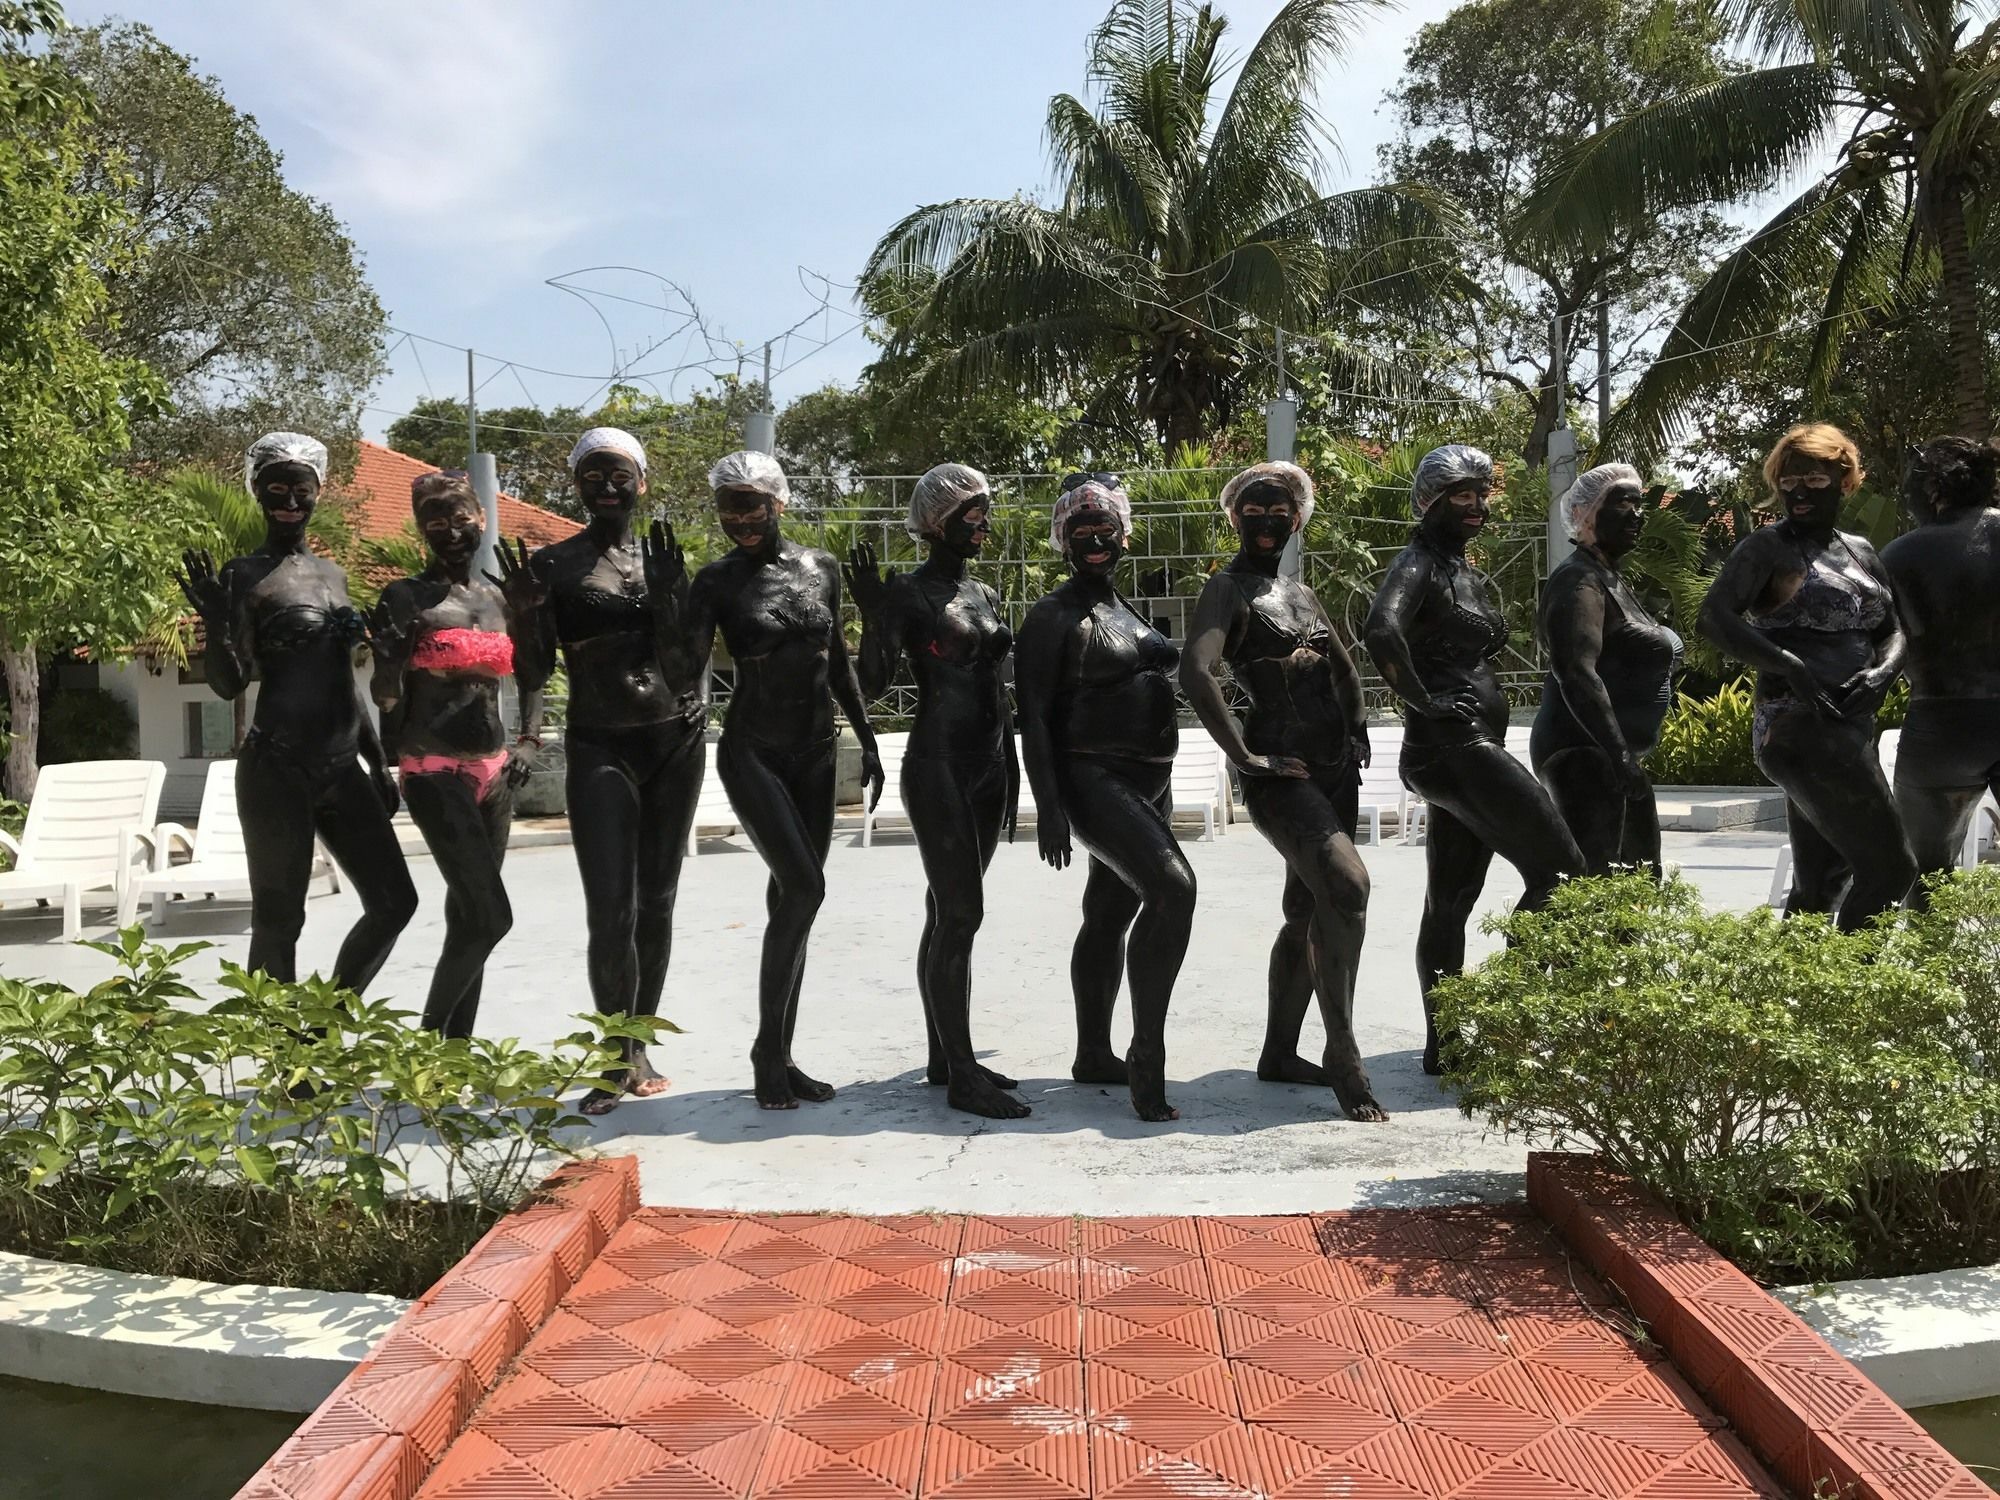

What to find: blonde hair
left=1762, top=423, right=1864, bottom=497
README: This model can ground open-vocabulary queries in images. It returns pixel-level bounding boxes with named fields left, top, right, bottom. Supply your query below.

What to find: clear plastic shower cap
left=1049, top=476, right=1132, bottom=552
left=908, top=463, right=991, bottom=540
left=568, top=427, right=648, bottom=476
left=243, top=432, right=329, bottom=492
left=708, top=449, right=790, bottom=505
left=1219, top=461, right=1315, bottom=532
left=1562, top=462, right=1643, bottom=541
left=1410, top=443, right=1494, bottom=518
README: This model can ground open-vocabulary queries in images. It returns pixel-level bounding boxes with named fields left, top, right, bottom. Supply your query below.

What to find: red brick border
left=1529, top=1151, right=1989, bottom=1500
left=233, top=1156, right=640, bottom=1500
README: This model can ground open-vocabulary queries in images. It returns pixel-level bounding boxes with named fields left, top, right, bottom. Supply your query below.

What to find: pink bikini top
left=410, top=627, right=514, bottom=674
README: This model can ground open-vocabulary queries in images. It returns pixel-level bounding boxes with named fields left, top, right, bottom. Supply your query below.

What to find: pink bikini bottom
left=400, top=749, right=511, bottom=803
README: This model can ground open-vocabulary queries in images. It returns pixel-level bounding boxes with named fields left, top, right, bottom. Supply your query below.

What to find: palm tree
left=1522, top=0, right=2000, bottom=453
left=864, top=0, right=1459, bottom=457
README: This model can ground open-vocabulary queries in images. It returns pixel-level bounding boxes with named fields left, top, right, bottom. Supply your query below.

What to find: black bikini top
left=1415, top=543, right=1508, bottom=668
left=1227, top=572, right=1330, bottom=663
left=1077, top=600, right=1178, bottom=684
left=257, top=602, right=364, bottom=656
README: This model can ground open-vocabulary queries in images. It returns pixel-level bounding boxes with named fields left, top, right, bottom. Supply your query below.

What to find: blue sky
left=79, top=0, right=1457, bottom=439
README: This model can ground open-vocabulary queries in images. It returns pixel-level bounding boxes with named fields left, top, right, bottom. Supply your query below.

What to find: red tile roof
left=335, top=440, right=581, bottom=551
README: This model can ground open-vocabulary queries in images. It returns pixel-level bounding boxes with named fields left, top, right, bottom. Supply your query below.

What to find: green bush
left=37, top=685, right=138, bottom=764
left=1646, top=678, right=1765, bottom=785
left=0, top=930, right=669, bottom=1296
left=1435, top=870, right=2000, bottom=1283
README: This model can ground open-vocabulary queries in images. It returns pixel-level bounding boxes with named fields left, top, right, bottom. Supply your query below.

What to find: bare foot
left=626, top=1049, right=671, bottom=1099
left=948, top=1074, right=1031, bottom=1120
left=1257, top=1051, right=1330, bottom=1085
left=1337, top=1089, right=1389, bottom=1122
left=752, top=1050, right=797, bottom=1110
left=786, top=1064, right=836, bottom=1103
left=932, top=1060, right=1019, bottom=1090
left=1071, top=1049, right=1128, bottom=1085
left=580, top=1089, right=619, bottom=1117
left=1127, top=1049, right=1178, bottom=1123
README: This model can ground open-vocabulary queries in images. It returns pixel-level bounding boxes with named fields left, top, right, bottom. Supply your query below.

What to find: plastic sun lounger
left=0, top=759, right=165, bottom=939
left=1169, top=740, right=1227, bottom=842
left=687, top=740, right=741, bottom=855
left=861, top=732, right=913, bottom=847
left=118, top=758, right=338, bottom=926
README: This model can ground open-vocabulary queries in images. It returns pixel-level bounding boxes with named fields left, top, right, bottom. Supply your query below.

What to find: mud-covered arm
left=847, top=546, right=903, bottom=699
left=1363, top=548, right=1462, bottom=721
left=1013, top=602, right=1072, bottom=866
left=825, top=560, right=878, bottom=756
left=1178, top=574, right=1258, bottom=767
left=1545, top=573, right=1630, bottom=763
left=1311, top=590, right=1370, bottom=767
left=1853, top=536, right=1907, bottom=683
left=203, top=561, right=252, bottom=702
left=1697, top=531, right=1807, bottom=679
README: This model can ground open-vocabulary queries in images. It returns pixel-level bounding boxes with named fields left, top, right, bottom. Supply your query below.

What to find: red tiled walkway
left=414, top=1207, right=1782, bottom=1499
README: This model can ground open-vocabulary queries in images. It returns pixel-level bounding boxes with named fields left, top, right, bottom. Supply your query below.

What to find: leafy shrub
left=1646, top=678, right=1765, bottom=785
left=37, top=684, right=136, bottom=764
left=0, top=930, right=667, bottom=1296
left=0, top=797, right=22, bottom=872
left=1435, top=870, right=2000, bottom=1283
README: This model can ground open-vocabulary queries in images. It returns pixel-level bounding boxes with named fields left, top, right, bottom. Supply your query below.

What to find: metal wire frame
left=695, top=470, right=1551, bottom=727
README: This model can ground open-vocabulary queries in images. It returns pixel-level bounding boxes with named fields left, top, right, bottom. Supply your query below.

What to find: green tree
left=53, top=22, right=386, bottom=471
left=0, top=1, right=183, bottom=799
left=387, top=382, right=767, bottom=524
left=1524, top=0, right=2000, bottom=451
left=865, top=0, right=1456, bottom=457
left=1382, top=0, right=1733, bottom=469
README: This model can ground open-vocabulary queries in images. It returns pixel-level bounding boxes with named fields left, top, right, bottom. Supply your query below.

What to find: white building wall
left=98, top=659, right=257, bottom=821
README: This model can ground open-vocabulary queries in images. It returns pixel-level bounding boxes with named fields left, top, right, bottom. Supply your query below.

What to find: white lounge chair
left=0, top=760, right=165, bottom=939
left=118, top=759, right=339, bottom=926
left=687, top=739, right=745, bottom=855
left=861, top=732, right=911, bottom=847
left=1170, top=739, right=1227, bottom=842
left=1353, top=724, right=1410, bottom=845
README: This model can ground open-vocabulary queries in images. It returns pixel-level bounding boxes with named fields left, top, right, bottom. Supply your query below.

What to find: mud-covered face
left=417, top=493, right=485, bottom=568
left=1064, top=508, right=1124, bottom=577
left=938, top=497, right=991, bottom=559
left=1590, top=481, right=1647, bottom=558
left=1233, top=483, right=1296, bottom=557
left=716, top=485, right=780, bottom=550
left=1775, top=452, right=1846, bottom=528
left=1424, top=479, right=1491, bottom=545
left=574, top=450, right=645, bottom=517
left=253, top=461, right=320, bottom=533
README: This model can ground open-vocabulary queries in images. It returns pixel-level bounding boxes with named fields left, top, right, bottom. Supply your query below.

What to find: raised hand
left=641, top=515, right=687, bottom=606
left=364, top=600, right=411, bottom=663
left=484, top=537, right=548, bottom=614
left=177, top=549, right=228, bottom=620
left=842, top=540, right=889, bottom=614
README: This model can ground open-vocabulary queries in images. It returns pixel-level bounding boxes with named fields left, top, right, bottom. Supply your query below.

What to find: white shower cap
left=243, top=432, right=329, bottom=492
left=1562, top=463, right=1643, bottom=542
left=908, top=463, right=991, bottom=540
left=568, top=427, right=648, bottom=476
left=708, top=449, right=790, bottom=505
left=1220, top=461, right=1315, bottom=533
left=1049, top=476, right=1132, bottom=552
left=1411, top=444, right=1494, bottom=518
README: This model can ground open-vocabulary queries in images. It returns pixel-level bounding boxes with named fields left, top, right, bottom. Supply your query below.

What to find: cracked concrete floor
left=0, top=819, right=1784, bottom=1214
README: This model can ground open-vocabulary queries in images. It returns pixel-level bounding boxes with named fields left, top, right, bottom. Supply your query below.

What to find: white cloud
left=277, top=0, right=582, bottom=268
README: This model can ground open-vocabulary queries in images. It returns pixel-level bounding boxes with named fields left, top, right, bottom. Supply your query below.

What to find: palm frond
left=1723, top=0, right=1930, bottom=67
left=1519, top=62, right=1843, bottom=253
left=1195, top=0, right=1385, bottom=248
left=1046, top=94, right=1168, bottom=251
left=863, top=197, right=1073, bottom=287
left=1608, top=176, right=1907, bottom=458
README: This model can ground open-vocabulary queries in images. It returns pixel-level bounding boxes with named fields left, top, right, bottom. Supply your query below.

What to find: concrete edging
left=1777, top=1262, right=2000, bottom=1408
left=1530, top=1151, right=1986, bottom=1500
left=0, top=1250, right=408, bottom=1414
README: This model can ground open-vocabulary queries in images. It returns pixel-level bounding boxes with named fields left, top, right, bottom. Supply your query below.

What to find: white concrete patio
left=0, top=820, right=1785, bottom=1215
